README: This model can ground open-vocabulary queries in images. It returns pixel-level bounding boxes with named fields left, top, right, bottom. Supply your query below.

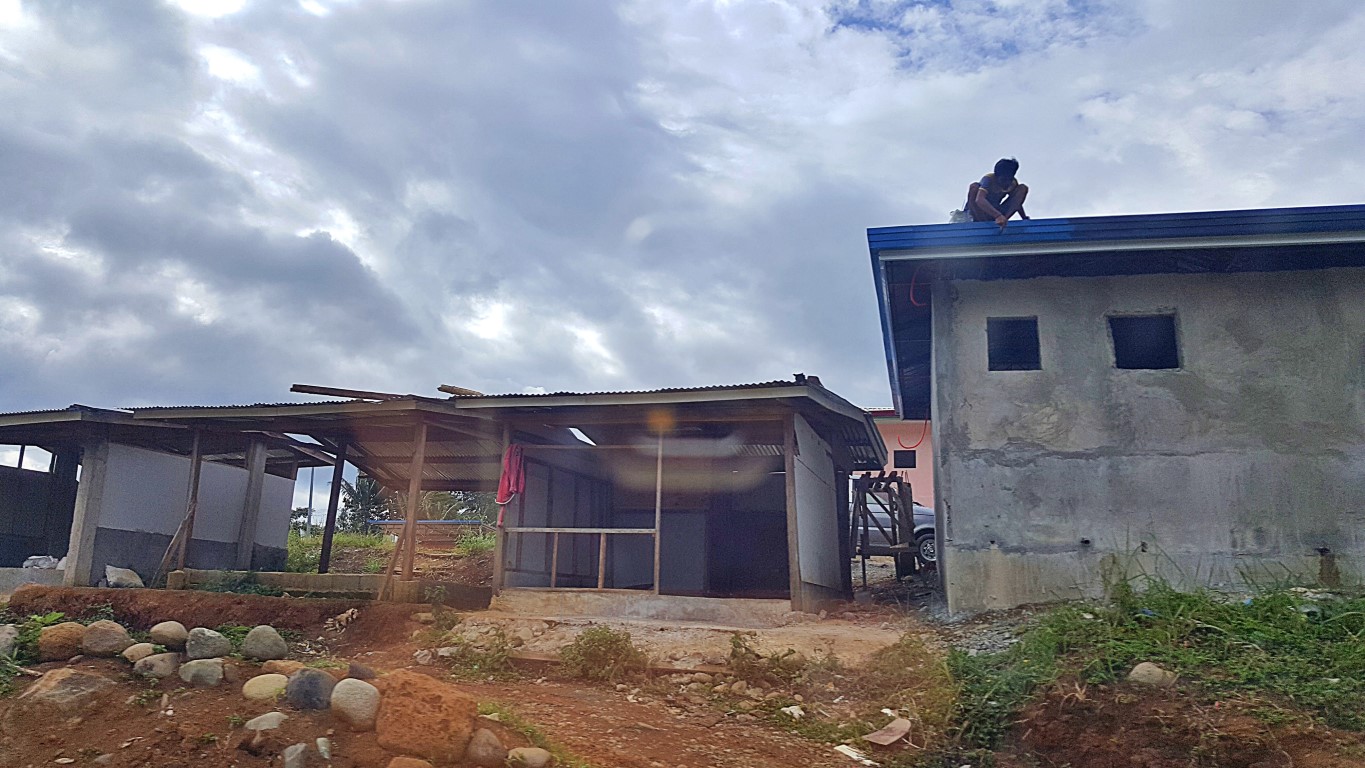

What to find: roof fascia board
left=132, top=397, right=464, bottom=422
left=875, top=229, right=1365, bottom=263
left=869, top=252, right=902, bottom=417
left=452, top=386, right=810, bottom=410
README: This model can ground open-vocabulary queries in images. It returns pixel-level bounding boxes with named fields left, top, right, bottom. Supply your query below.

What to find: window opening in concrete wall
left=893, top=449, right=916, bottom=469
left=1109, top=314, right=1180, bottom=369
left=987, top=317, right=1041, bottom=371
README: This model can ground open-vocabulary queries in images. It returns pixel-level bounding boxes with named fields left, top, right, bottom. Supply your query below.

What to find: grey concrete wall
left=933, top=267, right=1365, bottom=613
left=0, top=465, right=53, bottom=566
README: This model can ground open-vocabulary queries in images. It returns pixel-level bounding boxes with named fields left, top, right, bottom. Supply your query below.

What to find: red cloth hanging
left=495, top=444, right=524, bottom=525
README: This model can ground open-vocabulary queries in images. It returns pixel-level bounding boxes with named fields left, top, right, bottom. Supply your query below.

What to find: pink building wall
left=867, top=410, right=934, bottom=507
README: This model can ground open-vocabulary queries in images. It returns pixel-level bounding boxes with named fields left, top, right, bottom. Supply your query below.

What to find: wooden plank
left=402, top=421, right=429, bottom=579
left=492, top=425, right=509, bottom=594
left=318, top=443, right=348, bottom=573
left=550, top=532, right=559, bottom=589
left=290, top=383, right=406, bottom=401
left=504, top=527, right=655, bottom=534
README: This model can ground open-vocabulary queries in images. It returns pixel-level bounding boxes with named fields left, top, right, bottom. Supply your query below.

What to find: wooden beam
left=492, top=424, right=509, bottom=594
left=234, top=440, right=268, bottom=570
left=438, top=384, right=486, bottom=397
left=178, top=430, right=205, bottom=571
left=291, top=383, right=406, bottom=401
left=597, top=532, right=607, bottom=589
left=550, top=532, right=560, bottom=589
left=318, top=443, right=348, bottom=574
left=402, top=422, right=428, bottom=580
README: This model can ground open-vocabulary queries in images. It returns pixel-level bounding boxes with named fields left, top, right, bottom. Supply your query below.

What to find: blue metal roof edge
left=869, top=244, right=901, bottom=417
left=866, top=204, right=1365, bottom=256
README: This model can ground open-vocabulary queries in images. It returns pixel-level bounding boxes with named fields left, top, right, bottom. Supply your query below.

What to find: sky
left=2, top=0, right=1364, bottom=499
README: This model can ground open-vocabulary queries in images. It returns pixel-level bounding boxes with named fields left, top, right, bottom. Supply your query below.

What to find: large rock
left=0, top=624, right=18, bottom=657
left=375, top=670, right=477, bottom=763
left=387, top=759, right=435, bottom=768
left=122, top=643, right=156, bottom=663
left=331, top=678, right=381, bottom=730
left=186, top=627, right=232, bottom=660
left=507, top=747, right=554, bottom=768
left=284, top=668, right=336, bottom=710
left=104, top=565, right=144, bottom=588
left=466, top=728, right=508, bottom=767
left=179, top=658, right=225, bottom=687
left=242, top=625, right=289, bottom=661
left=81, top=620, right=133, bottom=657
left=243, top=673, right=289, bottom=701
left=133, top=652, right=181, bottom=678
left=283, top=742, right=308, bottom=768
left=37, top=621, right=86, bottom=661
left=1128, top=661, right=1178, bottom=687
left=245, top=711, right=288, bottom=731
left=263, top=659, right=306, bottom=676
left=148, top=621, right=188, bottom=650
left=16, top=668, right=115, bottom=712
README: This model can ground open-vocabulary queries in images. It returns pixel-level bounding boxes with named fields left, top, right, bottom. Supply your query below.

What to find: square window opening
left=987, top=317, right=1041, bottom=371
left=893, top=449, right=917, bottom=469
left=1109, top=314, right=1180, bottom=369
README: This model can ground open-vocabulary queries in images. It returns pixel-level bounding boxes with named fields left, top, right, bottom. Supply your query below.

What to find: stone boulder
left=16, top=668, right=115, bottom=712
left=133, top=652, right=181, bottom=678
left=1128, top=662, right=1178, bottom=687
left=186, top=627, right=232, bottom=660
left=330, top=678, right=381, bottom=730
left=507, top=747, right=554, bottom=768
left=148, top=621, right=188, bottom=650
left=375, top=669, right=477, bottom=763
left=121, top=643, right=156, bottom=663
left=180, top=658, right=224, bottom=687
left=263, top=659, right=306, bottom=676
left=285, top=668, right=336, bottom=710
left=466, top=728, right=508, bottom=767
left=387, top=759, right=435, bottom=768
left=37, top=622, right=86, bottom=661
left=81, top=620, right=133, bottom=657
left=242, top=625, right=289, bottom=661
left=243, top=673, right=289, bottom=701
left=0, top=624, right=18, bottom=657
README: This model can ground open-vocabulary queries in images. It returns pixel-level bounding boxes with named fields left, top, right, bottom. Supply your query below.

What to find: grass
left=194, top=572, right=285, bottom=597
left=477, top=702, right=593, bottom=768
left=439, top=627, right=516, bottom=680
left=455, top=531, right=497, bottom=557
left=286, top=530, right=393, bottom=573
left=559, top=626, right=648, bottom=682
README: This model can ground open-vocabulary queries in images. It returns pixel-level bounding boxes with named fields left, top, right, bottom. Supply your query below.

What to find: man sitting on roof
left=967, top=157, right=1029, bottom=227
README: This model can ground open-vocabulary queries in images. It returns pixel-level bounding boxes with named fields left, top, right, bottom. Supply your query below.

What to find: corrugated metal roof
left=446, top=380, right=800, bottom=399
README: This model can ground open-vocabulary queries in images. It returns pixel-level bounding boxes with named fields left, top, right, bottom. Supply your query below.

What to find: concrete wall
left=933, top=267, right=1365, bottom=613
left=873, top=418, right=934, bottom=505
left=90, top=444, right=292, bottom=582
left=0, top=465, right=53, bottom=566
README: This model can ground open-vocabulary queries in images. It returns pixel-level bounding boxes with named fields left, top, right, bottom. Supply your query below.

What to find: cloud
left=0, top=0, right=1362, bottom=420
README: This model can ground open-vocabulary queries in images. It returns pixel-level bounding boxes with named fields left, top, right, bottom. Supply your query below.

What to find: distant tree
left=448, top=491, right=499, bottom=524
left=339, top=475, right=396, bottom=532
left=291, top=506, right=315, bottom=536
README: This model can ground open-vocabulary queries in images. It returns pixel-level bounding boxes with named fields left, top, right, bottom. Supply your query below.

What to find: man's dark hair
left=994, top=157, right=1020, bottom=179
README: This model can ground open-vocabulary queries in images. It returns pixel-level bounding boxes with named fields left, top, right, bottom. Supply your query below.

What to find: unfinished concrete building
left=135, top=377, right=884, bottom=621
left=869, top=204, right=1365, bottom=613
left=0, top=406, right=326, bottom=590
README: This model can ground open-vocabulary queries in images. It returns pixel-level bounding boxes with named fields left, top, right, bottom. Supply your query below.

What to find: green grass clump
left=559, top=626, right=647, bottom=682
left=477, top=703, right=592, bottom=768
left=440, top=628, right=516, bottom=680
left=287, top=530, right=393, bottom=573
left=455, top=531, right=496, bottom=557
left=194, top=572, right=285, bottom=597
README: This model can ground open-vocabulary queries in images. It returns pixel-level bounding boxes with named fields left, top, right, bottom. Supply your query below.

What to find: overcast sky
left=2, top=0, right=1363, bottom=433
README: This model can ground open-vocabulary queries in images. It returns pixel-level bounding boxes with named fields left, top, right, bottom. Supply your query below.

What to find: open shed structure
left=0, top=405, right=328, bottom=590
left=136, top=376, right=885, bottom=616
left=869, top=204, right=1365, bottom=614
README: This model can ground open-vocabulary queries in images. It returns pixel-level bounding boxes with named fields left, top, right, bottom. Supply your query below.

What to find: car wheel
left=915, top=533, right=937, bottom=565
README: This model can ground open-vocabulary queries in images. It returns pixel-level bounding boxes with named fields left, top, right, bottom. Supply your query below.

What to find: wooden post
left=177, top=430, right=204, bottom=571
left=64, top=435, right=110, bottom=587
left=234, top=440, right=268, bottom=570
left=15, top=444, right=24, bottom=469
left=597, top=532, right=607, bottom=589
left=783, top=415, right=803, bottom=612
left=492, top=424, right=509, bottom=594
left=402, top=421, right=428, bottom=580
left=652, top=431, right=663, bottom=595
left=550, top=532, right=560, bottom=588
left=318, top=443, right=348, bottom=573
left=377, top=526, right=406, bottom=600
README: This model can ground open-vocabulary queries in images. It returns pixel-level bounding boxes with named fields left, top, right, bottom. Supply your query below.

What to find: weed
left=424, top=585, right=448, bottom=605
left=0, top=656, right=21, bottom=696
left=440, top=628, right=515, bottom=680
left=14, top=612, right=65, bottom=664
left=477, top=703, right=592, bottom=768
left=197, top=733, right=219, bottom=746
left=559, top=626, right=647, bottom=682
left=227, top=713, right=245, bottom=728
left=363, top=557, right=386, bottom=574
left=455, top=531, right=496, bottom=557
left=287, top=530, right=392, bottom=573
left=195, top=572, right=285, bottom=597
left=77, top=603, right=117, bottom=623
left=215, top=625, right=253, bottom=655
left=728, top=633, right=805, bottom=686
left=132, top=683, right=161, bottom=708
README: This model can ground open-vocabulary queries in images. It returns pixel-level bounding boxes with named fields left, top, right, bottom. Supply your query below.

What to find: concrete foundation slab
left=0, top=567, right=64, bottom=595
left=490, top=589, right=794, bottom=628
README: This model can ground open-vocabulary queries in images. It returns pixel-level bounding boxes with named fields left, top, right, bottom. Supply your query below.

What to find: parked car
left=860, top=502, right=936, bottom=567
